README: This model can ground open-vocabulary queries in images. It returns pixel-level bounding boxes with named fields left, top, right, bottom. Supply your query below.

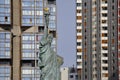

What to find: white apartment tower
left=76, top=0, right=118, bottom=80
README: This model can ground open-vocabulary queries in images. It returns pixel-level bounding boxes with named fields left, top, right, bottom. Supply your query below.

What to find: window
left=102, top=20, right=107, bottom=24
left=0, top=32, right=11, bottom=58
left=111, top=46, right=115, bottom=50
left=76, top=75, right=78, bottom=80
left=77, top=36, right=82, bottom=39
left=70, top=75, right=73, bottom=78
left=112, top=33, right=114, bottom=37
left=112, top=6, right=114, bottom=10
left=112, top=39, right=114, bottom=44
left=84, top=55, right=87, bottom=59
left=102, top=40, right=108, bottom=43
left=22, top=33, right=43, bottom=59
left=77, top=48, right=82, bottom=52
left=84, top=22, right=86, bottom=26
left=102, top=7, right=107, bottom=10
left=22, top=67, right=40, bottom=80
left=102, top=13, right=107, bottom=17
left=84, top=2, right=86, bottom=6
left=85, top=75, right=87, bottom=79
left=0, top=66, right=11, bottom=80
left=0, top=0, right=11, bottom=24
left=38, top=26, right=44, bottom=33
left=85, top=29, right=86, bottom=32
left=102, top=60, right=108, bottom=63
left=113, top=73, right=115, bottom=77
left=85, top=61, right=87, bottom=65
left=93, top=7, right=96, bottom=11
left=112, top=0, right=114, bottom=3
left=77, top=55, right=81, bottom=59
left=77, top=3, right=81, bottom=6
left=93, top=74, right=97, bottom=78
left=77, top=62, right=82, bottom=65
left=77, top=10, right=82, bottom=13
left=102, top=73, right=108, bottom=77
left=49, top=7, right=56, bottom=13
left=102, top=46, right=108, bottom=50
left=77, top=16, right=82, bottom=20
left=85, top=68, right=87, bottom=72
left=102, top=67, right=108, bottom=70
left=77, top=29, right=82, bottom=33
left=85, top=42, right=86, bottom=45
left=84, top=9, right=87, bottom=13
left=102, top=26, right=108, bottom=30
left=22, top=0, right=43, bottom=26
left=85, top=36, right=86, bottom=39
left=103, top=53, right=108, bottom=57
left=49, top=5, right=56, bottom=26
left=49, top=21, right=56, bottom=29
left=112, top=66, right=115, bottom=70
left=93, top=47, right=96, bottom=51
left=112, top=13, right=114, bottom=16
left=112, top=52, right=115, bottom=57
left=77, top=42, right=81, bottom=46
left=77, top=23, right=82, bottom=26
left=102, top=0, right=107, bottom=3
left=112, top=59, right=115, bottom=63
left=49, top=30, right=56, bottom=38
left=94, top=1, right=96, bottom=5
left=49, top=16, right=55, bottom=20
left=102, top=33, right=107, bottom=37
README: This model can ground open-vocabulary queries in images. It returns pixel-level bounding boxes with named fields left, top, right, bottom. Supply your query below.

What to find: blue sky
left=57, top=0, right=76, bottom=67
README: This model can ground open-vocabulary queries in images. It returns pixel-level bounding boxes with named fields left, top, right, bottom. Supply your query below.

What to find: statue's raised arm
left=39, top=8, right=50, bottom=66
left=43, top=8, right=50, bottom=39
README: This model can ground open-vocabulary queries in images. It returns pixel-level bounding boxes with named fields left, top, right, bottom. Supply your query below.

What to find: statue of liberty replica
left=38, top=7, right=63, bottom=80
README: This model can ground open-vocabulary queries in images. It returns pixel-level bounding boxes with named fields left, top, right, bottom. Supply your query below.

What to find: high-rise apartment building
left=0, top=0, right=56, bottom=80
left=76, top=0, right=118, bottom=80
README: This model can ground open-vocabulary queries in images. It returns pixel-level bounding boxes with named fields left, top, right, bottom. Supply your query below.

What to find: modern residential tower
left=0, top=0, right=56, bottom=80
left=76, top=0, right=118, bottom=80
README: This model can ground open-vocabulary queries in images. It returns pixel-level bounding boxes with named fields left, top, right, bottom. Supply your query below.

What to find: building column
left=12, top=36, right=21, bottom=80
left=12, top=0, right=21, bottom=80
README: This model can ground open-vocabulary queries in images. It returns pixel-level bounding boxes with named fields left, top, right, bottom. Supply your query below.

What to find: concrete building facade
left=76, top=0, right=118, bottom=80
left=0, top=0, right=56, bottom=80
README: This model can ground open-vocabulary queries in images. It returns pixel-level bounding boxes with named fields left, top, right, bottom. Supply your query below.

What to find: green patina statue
left=38, top=8, right=63, bottom=80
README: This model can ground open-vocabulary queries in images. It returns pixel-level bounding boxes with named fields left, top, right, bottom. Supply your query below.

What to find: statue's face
left=47, top=34, right=53, bottom=43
